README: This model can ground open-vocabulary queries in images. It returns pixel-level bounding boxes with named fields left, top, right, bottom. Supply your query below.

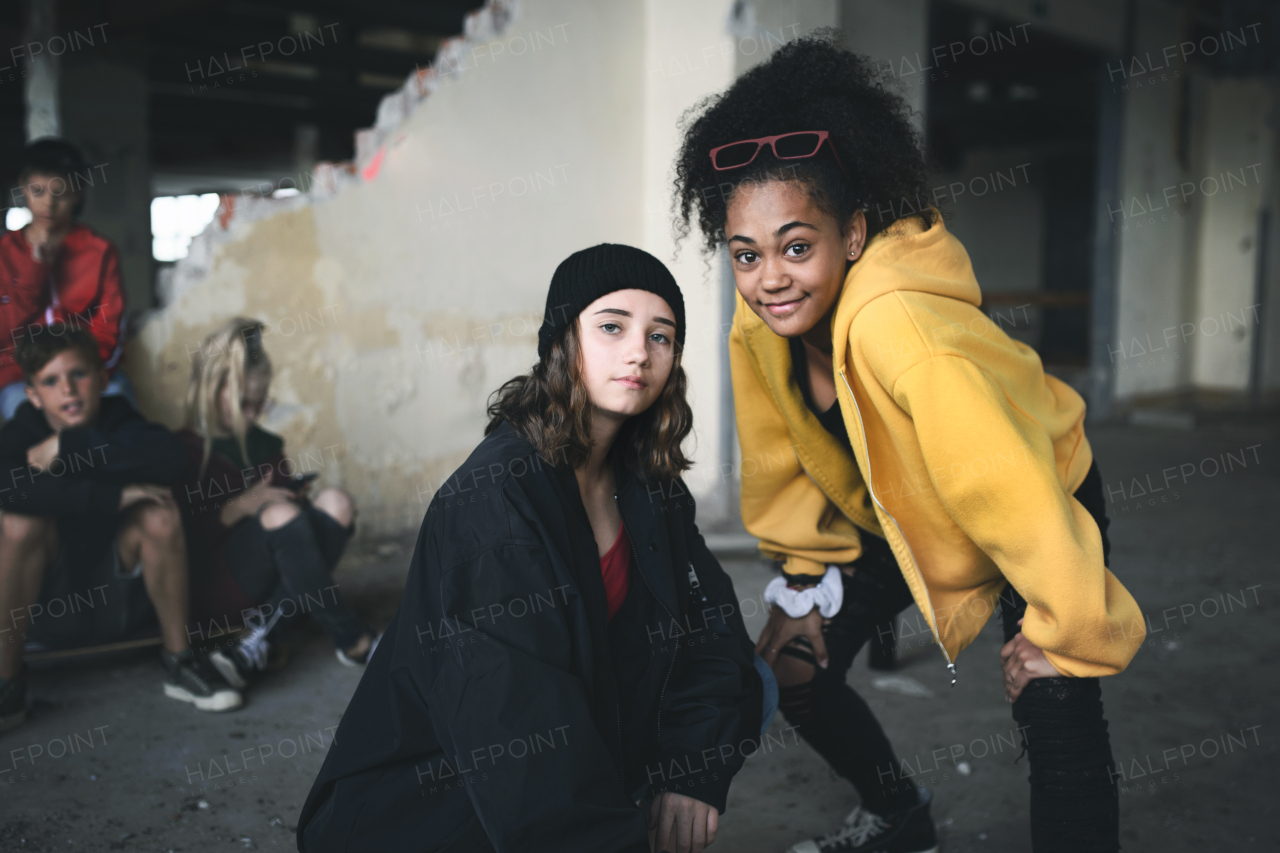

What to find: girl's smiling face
left=576, top=289, right=677, bottom=422
left=725, top=180, right=866, bottom=340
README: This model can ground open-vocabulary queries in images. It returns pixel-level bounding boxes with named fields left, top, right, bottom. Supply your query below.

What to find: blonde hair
left=186, top=318, right=273, bottom=476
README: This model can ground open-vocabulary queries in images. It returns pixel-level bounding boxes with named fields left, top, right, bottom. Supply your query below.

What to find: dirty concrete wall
left=639, top=0, right=837, bottom=517
left=1262, top=77, right=1280, bottom=400
left=1110, top=0, right=1196, bottom=400
left=839, top=0, right=927, bottom=129
left=641, top=0, right=736, bottom=518
left=1110, top=0, right=1276, bottom=404
left=132, top=0, right=1275, bottom=543
left=1187, top=78, right=1273, bottom=392
left=63, top=60, right=153, bottom=313
left=129, top=0, right=839, bottom=537
left=129, top=0, right=650, bottom=536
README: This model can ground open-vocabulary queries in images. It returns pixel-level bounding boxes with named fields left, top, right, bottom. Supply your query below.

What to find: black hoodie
left=297, top=422, right=762, bottom=853
left=0, top=397, right=186, bottom=519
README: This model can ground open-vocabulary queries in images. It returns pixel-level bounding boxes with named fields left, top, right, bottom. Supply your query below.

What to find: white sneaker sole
left=164, top=682, right=243, bottom=712
left=208, top=650, right=248, bottom=690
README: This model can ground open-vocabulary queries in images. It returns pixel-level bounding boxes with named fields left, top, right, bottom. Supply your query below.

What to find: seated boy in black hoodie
left=0, top=329, right=241, bottom=733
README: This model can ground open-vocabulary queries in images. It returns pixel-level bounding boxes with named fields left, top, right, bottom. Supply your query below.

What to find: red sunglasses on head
left=709, top=130, right=847, bottom=174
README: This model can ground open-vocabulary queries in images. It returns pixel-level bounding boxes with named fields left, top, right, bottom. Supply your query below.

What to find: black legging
left=224, top=504, right=369, bottom=651
left=1000, top=462, right=1118, bottom=852
left=999, top=584, right=1118, bottom=851
left=775, top=534, right=920, bottom=816
left=776, top=462, right=1119, bottom=850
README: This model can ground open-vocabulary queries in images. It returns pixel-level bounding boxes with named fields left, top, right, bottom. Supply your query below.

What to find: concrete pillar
left=642, top=0, right=739, bottom=522
left=24, top=0, right=61, bottom=139
left=839, top=0, right=928, bottom=131
left=1188, top=78, right=1273, bottom=392
left=654, top=0, right=839, bottom=523
left=736, top=0, right=839, bottom=75
left=60, top=60, right=153, bottom=315
left=1109, top=0, right=1191, bottom=404
left=1260, top=75, right=1280, bottom=403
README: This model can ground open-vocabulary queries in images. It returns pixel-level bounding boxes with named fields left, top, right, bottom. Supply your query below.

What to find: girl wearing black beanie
left=299, top=243, right=773, bottom=853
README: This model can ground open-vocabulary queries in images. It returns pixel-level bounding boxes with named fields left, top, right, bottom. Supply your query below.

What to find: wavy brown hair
left=486, top=319, right=693, bottom=482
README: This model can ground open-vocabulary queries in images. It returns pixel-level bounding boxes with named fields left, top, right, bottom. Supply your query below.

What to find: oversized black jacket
left=298, top=422, right=762, bottom=852
left=0, top=397, right=186, bottom=517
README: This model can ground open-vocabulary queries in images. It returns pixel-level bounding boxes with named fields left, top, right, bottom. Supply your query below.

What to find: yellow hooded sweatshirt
left=729, top=213, right=1145, bottom=679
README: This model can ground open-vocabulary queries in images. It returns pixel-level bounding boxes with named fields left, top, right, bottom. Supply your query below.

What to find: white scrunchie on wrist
left=763, top=566, right=844, bottom=619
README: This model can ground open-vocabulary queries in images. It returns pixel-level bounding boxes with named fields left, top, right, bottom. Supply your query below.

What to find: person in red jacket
left=0, top=138, right=128, bottom=420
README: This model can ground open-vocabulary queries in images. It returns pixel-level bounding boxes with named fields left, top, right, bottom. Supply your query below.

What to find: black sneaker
left=787, top=787, right=938, bottom=853
left=0, top=667, right=27, bottom=733
left=209, top=607, right=279, bottom=689
left=162, top=649, right=243, bottom=712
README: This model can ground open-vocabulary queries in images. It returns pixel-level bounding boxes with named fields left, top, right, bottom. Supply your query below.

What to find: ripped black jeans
left=777, top=462, right=1120, bottom=850
left=999, top=461, right=1119, bottom=852
left=999, top=584, right=1119, bottom=852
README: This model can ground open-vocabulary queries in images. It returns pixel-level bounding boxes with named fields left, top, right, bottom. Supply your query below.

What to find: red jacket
left=0, top=224, right=126, bottom=386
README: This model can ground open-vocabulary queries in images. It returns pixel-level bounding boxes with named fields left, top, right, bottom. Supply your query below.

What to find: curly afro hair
left=673, top=30, right=936, bottom=256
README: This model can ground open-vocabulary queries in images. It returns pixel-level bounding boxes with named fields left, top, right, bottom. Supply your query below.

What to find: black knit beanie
left=537, top=243, right=685, bottom=360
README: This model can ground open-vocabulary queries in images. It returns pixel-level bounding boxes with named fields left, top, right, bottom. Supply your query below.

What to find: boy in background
left=0, top=138, right=128, bottom=420
left=0, top=329, right=240, bottom=734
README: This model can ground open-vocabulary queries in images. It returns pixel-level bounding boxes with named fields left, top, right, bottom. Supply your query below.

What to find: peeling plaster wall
left=130, top=0, right=649, bottom=535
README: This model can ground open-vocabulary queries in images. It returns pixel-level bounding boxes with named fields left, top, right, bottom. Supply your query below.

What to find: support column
left=839, top=0, right=928, bottom=132
left=1088, top=58, right=1124, bottom=422
left=24, top=0, right=61, bottom=140
left=61, top=59, right=153, bottom=313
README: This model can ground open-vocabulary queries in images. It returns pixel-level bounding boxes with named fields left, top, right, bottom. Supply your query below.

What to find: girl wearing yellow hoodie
left=673, top=33, right=1144, bottom=853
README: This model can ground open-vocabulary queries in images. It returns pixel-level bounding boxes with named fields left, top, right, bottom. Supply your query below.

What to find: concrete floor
left=2, top=420, right=1277, bottom=851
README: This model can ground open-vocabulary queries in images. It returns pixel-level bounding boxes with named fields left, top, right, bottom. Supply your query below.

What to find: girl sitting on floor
left=177, top=318, right=378, bottom=687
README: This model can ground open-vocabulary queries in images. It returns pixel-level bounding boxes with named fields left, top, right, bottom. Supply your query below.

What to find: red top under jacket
left=0, top=224, right=126, bottom=386
left=600, top=522, right=631, bottom=621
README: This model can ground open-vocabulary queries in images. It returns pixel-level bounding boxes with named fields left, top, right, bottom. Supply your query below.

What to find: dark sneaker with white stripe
left=208, top=635, right=266, bottom=691
left=0, top=667, right=27, bottom=733
left=162, top=649, right=242, bottom=712
left=787, top=787, right=938, bottom=853
left=209, top=606, right=280, bottom=689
